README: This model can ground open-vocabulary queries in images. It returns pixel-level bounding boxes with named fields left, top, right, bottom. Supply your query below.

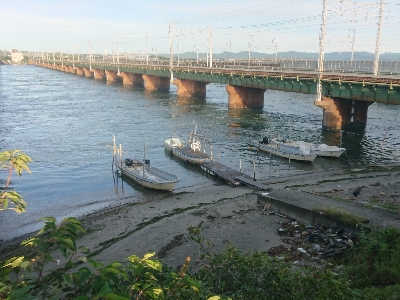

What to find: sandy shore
left=77, top=183, right=283, bottom=269
left=2, top=164, right=399, bottom=269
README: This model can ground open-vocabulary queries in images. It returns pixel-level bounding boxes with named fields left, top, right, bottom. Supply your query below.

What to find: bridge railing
left=35, top=56, right=400, bottom=77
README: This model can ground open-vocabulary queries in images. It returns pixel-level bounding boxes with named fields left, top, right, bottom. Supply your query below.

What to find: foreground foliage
left=0, top=217, right=229, bottom=300
left=1, top=219, right=400, bottom=299
left=0, top=150, right=31, bottom=213
left=191, top=226, right=400, bottom=300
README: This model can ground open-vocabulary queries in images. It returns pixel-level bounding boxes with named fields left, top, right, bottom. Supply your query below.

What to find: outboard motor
left=144, top=159, right=150, bottom=165
left=262, top=137, right=269, bottom=144
left=125, top=158, right=134, bottom=167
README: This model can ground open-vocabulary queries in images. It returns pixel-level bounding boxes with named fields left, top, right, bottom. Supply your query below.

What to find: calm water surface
left=1, top=65, right=399, bottom=240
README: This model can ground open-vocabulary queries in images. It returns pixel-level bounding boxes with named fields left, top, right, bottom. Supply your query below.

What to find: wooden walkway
left=200, top=161, right=269, bottom=190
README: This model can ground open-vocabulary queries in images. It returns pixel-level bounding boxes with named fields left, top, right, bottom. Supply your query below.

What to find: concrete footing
left=143, top=75, right=170, bottom=91
left=105, top=70, right=120, bottom=82
left=83, top=68, right=92, bottom=78
left=93, top=69, right=105, bottom=80
left=120, top=72, right=144, bottom=86
left=258, top=189, right=399, bottom=231
left=75, top=67, right=84, bottom=76
left=226, top=85, right=265, bottom=109
left=172, top=79, right=208, bottom=97
left=314, top=97, right=373, bottom=131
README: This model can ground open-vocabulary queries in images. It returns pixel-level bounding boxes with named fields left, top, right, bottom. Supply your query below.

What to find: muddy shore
left=2, top=164, right=400, bottom=269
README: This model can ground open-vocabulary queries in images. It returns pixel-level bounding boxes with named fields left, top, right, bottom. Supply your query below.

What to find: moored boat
left=110, top=137, right=180, bottom=191
left=272, top=138, right=346, bottom=158
left=116, top=158, right=180, bottom=191
left=301, top=142, right=345, bottom=157
left=256, top=137, right=317, bottom=162
left=164, top=125, right=212, bottom=164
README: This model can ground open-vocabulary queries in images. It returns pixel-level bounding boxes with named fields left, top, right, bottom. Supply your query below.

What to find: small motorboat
left=300, top=142, right=345, bottom=158
left=164, top=124, right=212, bottom=164
left=256, top=137, right=317, bottom=162
left=272, top=138, right=346, bottom=158
left=117, top=158, right=180, bottom=191
left=110, top=136, right=180, bottom=191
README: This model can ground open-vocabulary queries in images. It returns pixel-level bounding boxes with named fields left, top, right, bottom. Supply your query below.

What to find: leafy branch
left=0, top=150, right=32, bottom=213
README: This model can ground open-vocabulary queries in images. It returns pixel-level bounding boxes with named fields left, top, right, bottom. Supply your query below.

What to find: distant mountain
left=169, top=51, right=400, bottom=61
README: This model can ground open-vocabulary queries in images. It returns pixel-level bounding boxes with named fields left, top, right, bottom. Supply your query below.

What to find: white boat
left=110, top=137, right=180, bottom=191
left=301, top=142, right=345, bottom=157
left=164, top=125, right=212, bottom=164
left=272, top=138, right=346, bottom=158
left=256, top=137, right=317, bottom=162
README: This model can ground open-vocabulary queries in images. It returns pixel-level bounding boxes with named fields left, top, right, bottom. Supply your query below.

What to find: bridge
left=31, top=58, right=400, bottom=132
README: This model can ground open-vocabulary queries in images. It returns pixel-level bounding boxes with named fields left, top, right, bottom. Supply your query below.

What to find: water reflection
left=176, top=96, right=206, bottom=106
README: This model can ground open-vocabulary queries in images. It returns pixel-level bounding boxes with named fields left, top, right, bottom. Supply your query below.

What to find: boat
left=164, top=125, right=212, bottom=164
left=293, top=142, right=345, bottom=157
left=116, top=158, right=180, bottom=191
left=271, top=138, right=346, bottom=158
left=110, top=137, right=180, bottom=191
left=256, top=137, right=317, bottom=162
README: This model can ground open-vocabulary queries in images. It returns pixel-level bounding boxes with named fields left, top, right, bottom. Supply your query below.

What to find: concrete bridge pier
left=75, top=67, right=84, bottom=76
left=120, top=72, right=144, bottom=86
left=83, top=68, right=93, bottom=78
left=314, top=97, right=373, bottom=131
left=69, top=66, right=76, bottom=74
left=93, top=69, right=105, bottom=80
left=172, top=79, right=208, bottom=97
left=105, top=70, right=118, bottom=83
left=226, top=85, right=265, bottom=109
left=142, top=75, right=170, bottom=91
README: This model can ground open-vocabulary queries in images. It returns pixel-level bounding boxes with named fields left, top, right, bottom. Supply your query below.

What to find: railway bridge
left=31, top=59, right=400, bottom=132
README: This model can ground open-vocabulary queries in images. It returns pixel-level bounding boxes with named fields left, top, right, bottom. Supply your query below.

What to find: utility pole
left=227, top=41, right=231, bottom=59
left=195, top=44, right=199, bottom=64
left=145, top=36, right=148, bottom=65
left=373, top=0, right=385, bottom=76
left=112, top=43, right=115, bottom=63
left=61, top=51, right=63, bottom=66
left=272, top=37, right=278, bottom=61
left=248, top=35, right=252, bottom=68
left=169, top=22, right=173, bottom=70
left=316, top=0, right=328, bottom=102
left=348, top=29, right=355, bottom=62
left=116, top=34, right=120, bottom=64
left=87, top=41, right=91, bottom=65
left=209, top=26, right=213, bottom=68
left=91, top=43, right=94, bottom=63
left=53, top=52, right=55, bottom=65
left=72, top=45, right=75, bottom=66
left=177, top=44, right=180, bottom=66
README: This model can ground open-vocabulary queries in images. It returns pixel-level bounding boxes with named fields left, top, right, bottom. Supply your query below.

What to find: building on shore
left=11, top=49, right=24, bottom=63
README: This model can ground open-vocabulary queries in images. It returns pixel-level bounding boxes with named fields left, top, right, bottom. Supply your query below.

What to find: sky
left=1, top=0, right=399, bottom=55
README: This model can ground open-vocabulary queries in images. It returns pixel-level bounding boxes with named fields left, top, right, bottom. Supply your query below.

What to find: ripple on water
left=0, top=64, right=399, bottom=240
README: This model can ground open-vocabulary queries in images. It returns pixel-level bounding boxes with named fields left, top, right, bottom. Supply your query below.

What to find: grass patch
left=312, top=206, right=367, bottom=226
left=333, top=196, right=349, bottom=202
left=381, top=202, right=400, bottom=212
left=367, top=199, right=400, bottom=212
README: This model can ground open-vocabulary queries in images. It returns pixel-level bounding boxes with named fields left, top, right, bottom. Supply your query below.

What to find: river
left=1, top=64, right=399, bottom=241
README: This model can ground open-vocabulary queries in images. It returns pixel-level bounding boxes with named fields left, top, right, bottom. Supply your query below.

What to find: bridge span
left=31, top=59, right=400, bottom=132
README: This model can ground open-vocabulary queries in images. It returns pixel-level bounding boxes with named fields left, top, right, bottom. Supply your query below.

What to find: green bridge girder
left=42, top=61, right=400, bottom=105
left=172, top=70, right=400, bottom=105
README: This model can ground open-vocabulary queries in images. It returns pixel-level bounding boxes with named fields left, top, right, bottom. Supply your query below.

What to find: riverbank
left=2, top=164, right=399, bottom=269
